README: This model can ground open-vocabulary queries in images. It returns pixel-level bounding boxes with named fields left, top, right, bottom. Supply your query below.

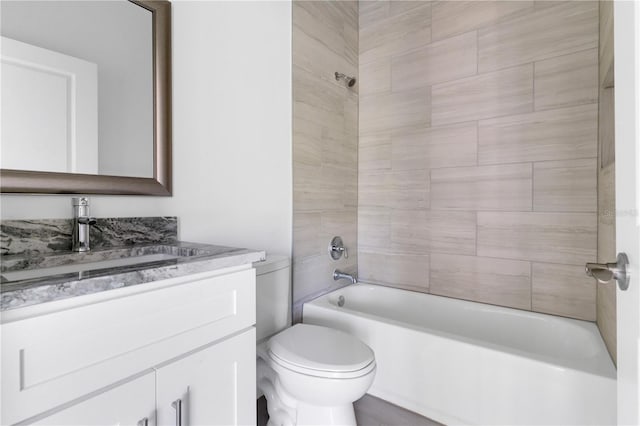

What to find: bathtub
left=303, top=283, right=616, bottom=425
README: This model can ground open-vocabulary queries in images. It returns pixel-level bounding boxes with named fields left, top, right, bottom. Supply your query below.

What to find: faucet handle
left=77, top=216, right=103, bottom=233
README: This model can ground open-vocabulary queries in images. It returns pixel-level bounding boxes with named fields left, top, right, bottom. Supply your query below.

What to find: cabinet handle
left=171, top=398, right=182, bottom=426
left=137, top=418, right=148, bottom=426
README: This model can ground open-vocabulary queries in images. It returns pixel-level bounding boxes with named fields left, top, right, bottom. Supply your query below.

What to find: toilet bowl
left=257, top=323, right=376, bottom=426
left=253, top=256, right=376, bottom=425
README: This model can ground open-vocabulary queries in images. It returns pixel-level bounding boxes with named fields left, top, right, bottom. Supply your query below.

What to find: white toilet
left=254, top=256, right=376, bottom=426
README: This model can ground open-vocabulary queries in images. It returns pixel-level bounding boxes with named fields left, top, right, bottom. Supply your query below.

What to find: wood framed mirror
left=0, top=0, right=171, bottom=195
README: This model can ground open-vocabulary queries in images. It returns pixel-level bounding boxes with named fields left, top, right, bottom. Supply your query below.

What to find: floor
left=257, top=394, right=441, bottom=426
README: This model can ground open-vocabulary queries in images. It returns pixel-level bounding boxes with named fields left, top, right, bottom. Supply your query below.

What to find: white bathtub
left=303, top=283, right=616, bottom=425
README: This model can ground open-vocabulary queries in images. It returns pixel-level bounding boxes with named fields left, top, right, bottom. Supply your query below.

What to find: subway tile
left=392, top=31, right=477, bottom=92
left=293, top=212, right=322, bottom=259
left=430, top=254, right=531, bottom=310
left=389, top=1, right=426, bottom=17
left=598, top=279, right=617, bottom=361
left=344, top=96, right=358, bottom=137
left=600, top=87, right=615, bottom=167
left=391, top=210, right=476, bottom=255
left=293, top=253, right=355, bottom=303
left=477, top=212, right=597, bottom=265
left=478, top=1, right=598, bottom=72
left=359, top=133, right=392, bottom=170
left=359, top=169, right=429, bottom=209
left=294, top=66, right=345, bottom=121
left=334, top=1, right=358, bottom=32
left=360, top=88, right=430, bottom=133
left=597, top=163, right=616, bottom=357
left=478, top=103, right=598, bottom=164
left=534, top=48, right=598, bottom=111
left=321, top=126, right=356, bottom=169
left=293, top=1, right=345, bottom=59
left=533, top=1, right=564, bottom=11
left=359, top=251, right=429, bottom=292
left=293, top=115, right=322, bottom=167
left=292, top=255, right=332, bottom=303
left=343, top=15, right=359, bottom=68
left=432, top=0, right=534, bottom=41
left=391, top=123, right=477, bottom=171
left=360, top=2, right=431, bottom=64
left=431, top=163, right=532, bottom=211
left=294, top=99, right=343, bottom=132
left=360, top=57, right=391, bottom=96
left=599, top=0, right=614, bottom=88
left=597, top=163, right=616, bottom=263
left=431, top=65, right=533, bottom=126
left=321, top=209, right=357, bottom=249
left=533, top=158, right=597, bottom=212
left=294, top=25, right=356, bottom=83
left=532, top=263, right=596, bottom=320
left=341, top=167, right=358, bottom=210
left=358, top=207, right=391, bottom=249
left=293, top=163, right=345, bottom=212
left=359, top=1, right=389, bottom=30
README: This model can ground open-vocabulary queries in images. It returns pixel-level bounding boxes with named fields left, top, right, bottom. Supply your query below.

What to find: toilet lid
left=268, top=324, right=375, bottom=373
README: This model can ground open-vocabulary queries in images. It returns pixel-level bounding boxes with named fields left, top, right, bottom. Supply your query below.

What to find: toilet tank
left=253, top=255, right=291, bottom=342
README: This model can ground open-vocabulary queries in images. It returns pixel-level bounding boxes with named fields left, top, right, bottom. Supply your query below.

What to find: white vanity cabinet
left=156, top=328, right=256, bottom=426
left=31, top=373, right=157, bottom=426
left=1, top=265, right=257, bottom=425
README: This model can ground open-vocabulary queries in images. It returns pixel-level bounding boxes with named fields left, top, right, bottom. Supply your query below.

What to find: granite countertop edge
left=1, top=242, right=266, bottom=312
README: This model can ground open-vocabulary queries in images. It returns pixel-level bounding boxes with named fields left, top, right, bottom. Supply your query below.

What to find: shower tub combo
left=303, top=283, right=616, bottom=425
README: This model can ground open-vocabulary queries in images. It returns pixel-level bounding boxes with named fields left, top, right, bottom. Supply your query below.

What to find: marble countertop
left=0, top=242, right=265, bottom=312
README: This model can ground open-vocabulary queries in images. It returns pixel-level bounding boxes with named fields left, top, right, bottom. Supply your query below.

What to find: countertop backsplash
left=1, top=217, right=178, bottom=256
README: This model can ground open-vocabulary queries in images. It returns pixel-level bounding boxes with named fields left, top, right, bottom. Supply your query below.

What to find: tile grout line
left=531, top=162, right=535, bottom=212
left=530, top=261, right=533, bottom=311
left=532, top=61, right=537, bottom=112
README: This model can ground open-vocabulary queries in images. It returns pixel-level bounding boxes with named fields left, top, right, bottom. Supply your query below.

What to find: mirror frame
left=0, top=0, right=172, bottom=196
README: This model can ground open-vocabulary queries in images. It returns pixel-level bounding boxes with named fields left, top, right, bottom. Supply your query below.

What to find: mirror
left=0, top=0, right=171, bottom=195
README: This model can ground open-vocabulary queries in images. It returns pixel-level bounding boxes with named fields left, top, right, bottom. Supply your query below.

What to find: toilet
left=254, top=256, right=376, bottom=426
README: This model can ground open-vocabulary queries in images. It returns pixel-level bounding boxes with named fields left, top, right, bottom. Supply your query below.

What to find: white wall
left=0, top=1, right=293, bottom=256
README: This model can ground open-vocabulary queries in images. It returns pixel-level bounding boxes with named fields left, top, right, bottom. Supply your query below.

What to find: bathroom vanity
left=1, top=220, right=264, bottom=425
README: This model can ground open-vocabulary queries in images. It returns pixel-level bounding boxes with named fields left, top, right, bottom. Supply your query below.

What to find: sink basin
left=2, top=253, right=180, bottom=281
left=0, top=245, right=212, bottom=283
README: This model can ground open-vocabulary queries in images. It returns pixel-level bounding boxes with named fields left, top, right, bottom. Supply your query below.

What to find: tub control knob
left=328, top=236, right=348, bottom=260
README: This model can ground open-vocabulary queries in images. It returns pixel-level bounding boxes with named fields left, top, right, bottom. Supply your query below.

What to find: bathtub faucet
left=333, top=269, right=357, bottom=284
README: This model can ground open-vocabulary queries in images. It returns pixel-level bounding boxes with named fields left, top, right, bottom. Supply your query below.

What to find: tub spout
left=333, top=269, right=357, bottom=284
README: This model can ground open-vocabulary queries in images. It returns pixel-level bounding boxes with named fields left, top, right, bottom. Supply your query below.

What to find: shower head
left=335, top=72, right=357, bottom=88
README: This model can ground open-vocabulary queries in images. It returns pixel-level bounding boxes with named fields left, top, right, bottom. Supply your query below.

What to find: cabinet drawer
left=30, top=372, right=156, bottom=426
left=2, top=267, right=255, bottom=425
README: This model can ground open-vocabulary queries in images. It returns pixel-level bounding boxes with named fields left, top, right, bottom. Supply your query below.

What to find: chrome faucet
left=333, top=269, right=357, bottom=284
left=72, top=197, right=100, bottom=252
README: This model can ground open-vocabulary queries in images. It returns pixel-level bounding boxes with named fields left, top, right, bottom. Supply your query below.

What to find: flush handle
left=585, top=252, right=630, bottom=291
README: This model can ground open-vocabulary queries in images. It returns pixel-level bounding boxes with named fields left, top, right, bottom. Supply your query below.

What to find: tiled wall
left=358, top=1, right=600, bottom=320
left=597, top=0, right=616, bottom=361
left=292, top=1, right=358, bottom=322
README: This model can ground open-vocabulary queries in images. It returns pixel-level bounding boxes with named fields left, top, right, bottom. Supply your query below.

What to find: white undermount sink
left=1, top=253, right=181, bottom=281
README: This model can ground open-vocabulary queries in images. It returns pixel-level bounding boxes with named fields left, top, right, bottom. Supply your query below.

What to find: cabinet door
left=30, top=372, right=155, bottom=426
left=156, top=328, right=256, bottom=426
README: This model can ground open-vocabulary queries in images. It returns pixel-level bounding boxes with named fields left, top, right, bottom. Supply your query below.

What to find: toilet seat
left=266, top=324, right=376, bottom=379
